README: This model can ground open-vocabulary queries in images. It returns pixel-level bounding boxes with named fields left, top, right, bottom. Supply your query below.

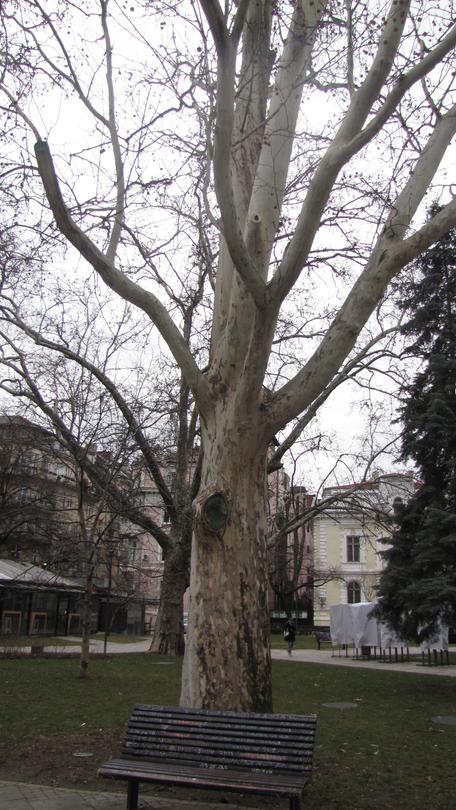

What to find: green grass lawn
left=270, top=632, right=318, bottom=650
left=1, top=654, right=456, bottom=809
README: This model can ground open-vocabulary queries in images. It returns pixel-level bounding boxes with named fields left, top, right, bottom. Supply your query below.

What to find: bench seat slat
left=99, top=758, right=310, bottom=797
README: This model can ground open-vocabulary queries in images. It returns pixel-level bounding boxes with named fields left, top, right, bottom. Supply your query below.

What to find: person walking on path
left=283, top=618, right=296, bottom=655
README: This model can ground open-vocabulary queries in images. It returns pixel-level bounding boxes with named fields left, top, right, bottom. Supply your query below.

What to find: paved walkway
left=272, top=646, right=456, bottom=677
left=0, top=781, right=250, bottom=810
left=35, top=637, right=154, bottom=655
left=39, top=637, right=456, bottom=678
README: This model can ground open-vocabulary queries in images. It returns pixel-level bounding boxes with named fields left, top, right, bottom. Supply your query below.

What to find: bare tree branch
left=33, top=140, right=212, bottom=416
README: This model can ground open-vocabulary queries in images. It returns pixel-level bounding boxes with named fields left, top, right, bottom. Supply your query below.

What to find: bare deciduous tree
left=0, top=290, right=198, bottom=655
left=1, top=0, right=455, bottom=710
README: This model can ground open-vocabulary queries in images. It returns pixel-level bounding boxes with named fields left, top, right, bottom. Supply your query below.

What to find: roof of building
left=0, top=414, right=45, bottom=429
left=0, top=559, right=84, bottom=592
left=320, top=471, right=418, bottom=498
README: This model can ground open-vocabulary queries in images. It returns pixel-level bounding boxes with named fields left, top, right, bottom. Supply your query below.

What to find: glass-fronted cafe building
left=0, top=559, right=84, bottom=636
left=0, top=559, right=146, bottom=636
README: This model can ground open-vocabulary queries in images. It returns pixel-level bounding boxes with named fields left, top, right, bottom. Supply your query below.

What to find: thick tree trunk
left=149, top=538, right=190, bottom=656
left=180, top=425, right=272, bottom=711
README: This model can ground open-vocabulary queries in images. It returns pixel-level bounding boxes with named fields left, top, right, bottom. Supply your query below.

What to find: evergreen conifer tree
left=376, top=213, right=456, bottom=641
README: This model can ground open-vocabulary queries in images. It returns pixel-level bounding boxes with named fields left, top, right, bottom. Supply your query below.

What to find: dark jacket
left=284, top=621, right=296, bottom=642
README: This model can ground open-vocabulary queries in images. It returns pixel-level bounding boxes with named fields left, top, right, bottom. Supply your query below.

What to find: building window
left=347, top=581, right=361, bottom=604
left=128, top=539, right=137, bottom=566
left=346, top=535, right=361, bottom=563
left=16, top=486, right=31, bottom=504
left=22, top=452, right=38, bottom=474
left=392, top=496, right=404, bottom=522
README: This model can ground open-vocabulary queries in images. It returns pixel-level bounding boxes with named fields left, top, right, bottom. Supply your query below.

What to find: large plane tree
left=1, top=0, right=456, bottom=710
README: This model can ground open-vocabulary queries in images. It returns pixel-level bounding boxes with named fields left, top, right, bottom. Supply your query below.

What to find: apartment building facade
left=0, top=414, right=144, bottom=635
left=0, top=414, right=318, bottom=635
left=312, top=473, right=416, bottom=628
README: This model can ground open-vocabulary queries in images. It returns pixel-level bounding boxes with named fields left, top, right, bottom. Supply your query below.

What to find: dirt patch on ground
left=0, top=730, right=118, bottom=790
left=0, top=731, right=283, bottom=807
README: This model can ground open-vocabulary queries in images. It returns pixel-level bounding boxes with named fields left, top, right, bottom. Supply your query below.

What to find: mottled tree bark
left=181, top=418, right=272, bottom=711
left=150, top=538, right=190, bottom=656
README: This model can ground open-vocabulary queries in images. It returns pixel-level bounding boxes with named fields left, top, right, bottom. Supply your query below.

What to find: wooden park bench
left=98, top=703, right=316, bottom=810
left=314, top=630, right=332, bottom=650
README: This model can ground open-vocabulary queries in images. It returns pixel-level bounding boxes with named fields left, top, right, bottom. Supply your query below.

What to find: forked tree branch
left=267, top=327, right=398, bottom=472
left=268, top=191, right=456, bottom=434
left=0, top=338, right=173, bottom=550
left=268, top=5, right=456, bottom=307
left=0, top=303, right=177, bottom=523
left=100, top=0, right=125, bottom=263
left=200, top=0, right=267, bottom=309
left=33, top=139, right=212, bottom=417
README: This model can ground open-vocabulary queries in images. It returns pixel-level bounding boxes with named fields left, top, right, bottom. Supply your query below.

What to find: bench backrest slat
left=132, top=704, right=310, bottom=723
left=128, top=719, right=314, bottom=742
left=121, top=705, right=316, bottom=776
left=124, top=732, right=314, bottom=759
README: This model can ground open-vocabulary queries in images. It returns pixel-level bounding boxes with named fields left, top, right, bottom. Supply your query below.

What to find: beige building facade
left=313, top=473, right=416, bottom=628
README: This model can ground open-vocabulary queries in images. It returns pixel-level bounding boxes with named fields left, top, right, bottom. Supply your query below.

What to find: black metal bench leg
left=126, top=781, right=139, bottom=810
left=290, top=797, right=301, bottom=810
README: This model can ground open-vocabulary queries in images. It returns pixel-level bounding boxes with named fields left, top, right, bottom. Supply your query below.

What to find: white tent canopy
left=329, top=602, right=448, bottom=650
left=330, top=602, right=406, bottom=648
left=420, top=625, right=449, bottom=652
